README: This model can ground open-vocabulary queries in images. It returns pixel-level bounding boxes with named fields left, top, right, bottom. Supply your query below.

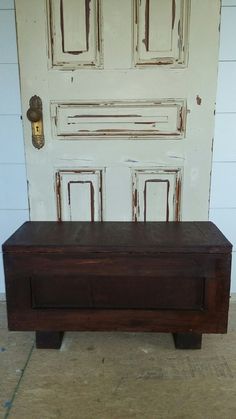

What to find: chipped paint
left=135, top=0, right=190, bottom=67
left=133, top=187, right=138, bottom=222
left=175, top=177, right=182, bottom=221
left=97, top=0, right=101, bottom=52
left=56, top=169, right=103, bottom=221
left=60, top=0, right=65, bottom=52
left=196, top=95, right=202, bottom=106
left=51, top=100, right=186, bottom=140
left=49, top=0, right=101, bottom=68
left=143, top=0, right=150, bottom=50
left=69, top=114, right=142, bottom=119
left=172, top=0, right=176, bottom=30
left=86, top=0, right=91, bottom=51
left=16, top=0, right=221, bottom=226
left=56, top=172, right=62, bottom=221
left=133, top=169, right=182, bottom=222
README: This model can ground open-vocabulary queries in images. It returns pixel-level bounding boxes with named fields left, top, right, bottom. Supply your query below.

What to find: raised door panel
left=48, top=0, right=101, bottom=68
left=51, top=100, right=186, bottom=140
left=56, top=169, right=103, bottom=221
left=134, top=0, right=190, bottom=66
left=133, top=168, right=182, bottom=221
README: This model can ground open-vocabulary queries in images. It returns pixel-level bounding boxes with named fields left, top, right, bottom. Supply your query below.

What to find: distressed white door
left=15, top=0, right=220, bottom=222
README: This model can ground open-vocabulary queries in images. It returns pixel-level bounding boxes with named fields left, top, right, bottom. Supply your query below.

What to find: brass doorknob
left=27, top=95, right=45, bottom=149
left=26, top=108, right=42, bottom=123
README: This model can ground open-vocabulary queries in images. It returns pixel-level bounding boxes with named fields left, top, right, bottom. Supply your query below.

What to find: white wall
left=209, top=0, right=236, bottom=292
left=0, top=0, right=29, bottom=296
left=0, top=0, right=236, bottom=294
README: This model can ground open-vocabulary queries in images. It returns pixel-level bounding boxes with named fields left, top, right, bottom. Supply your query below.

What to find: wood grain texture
left=2, top=221, right=232, bottom=349
left=2, top=221, right=232, bottom=254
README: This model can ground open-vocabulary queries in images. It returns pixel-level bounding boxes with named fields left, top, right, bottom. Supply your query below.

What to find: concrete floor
left=1, top=302, right=236, bottom=419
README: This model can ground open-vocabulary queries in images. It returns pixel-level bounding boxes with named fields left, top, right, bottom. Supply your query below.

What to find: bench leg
left=173, top=333, right=202, bottom=349
left=36, top=331, right=64, bottom=349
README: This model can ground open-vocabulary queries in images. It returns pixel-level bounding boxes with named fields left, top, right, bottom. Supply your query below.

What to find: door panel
left=134, top=0, right=190, bottom=66
left=51, top=99, right=186, bottom=139
left=49, top=0, right=102, bottom=68
left=15, top=0, right=221, bottom=222
left=133, top=168, right=181, bottom=221
left=56, top=169, right=103, bottom=221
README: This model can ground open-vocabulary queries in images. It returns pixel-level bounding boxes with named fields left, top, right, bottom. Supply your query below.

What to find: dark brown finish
left=30, top=271, right=205, bottom=310
left=36, top=331, right=64, bottom=349
left=173, top=333, right=202, bottom=349
left=2, top=222, right=232, bottom=350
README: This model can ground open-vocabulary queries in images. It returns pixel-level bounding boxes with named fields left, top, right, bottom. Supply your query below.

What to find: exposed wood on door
left=133, top=168, right=182, bottom=222
left=51, top=100, right=186, bottom=140
left=134, top=0, right=190, bottom=67
left=175, top=177, right=182, bottom=221
left=172, top=0, right=176, bottom=30
left=143, top=0, right=150, bottom=50
left=56, top=170, right=103, bottom=221
left=48, top=0, right=101, bottom=68
left=196, top=95, right=202, bottom=106
left=56, top=172, right=62, bottom=222
left=15, top=0, right=221, bottom=222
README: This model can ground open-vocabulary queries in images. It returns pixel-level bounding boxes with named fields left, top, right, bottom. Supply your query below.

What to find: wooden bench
left=2, top=221, right=232, bottom=349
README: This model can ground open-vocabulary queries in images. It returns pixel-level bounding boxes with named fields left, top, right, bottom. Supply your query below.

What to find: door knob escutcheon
left=27, top=95, right=45, bottom=149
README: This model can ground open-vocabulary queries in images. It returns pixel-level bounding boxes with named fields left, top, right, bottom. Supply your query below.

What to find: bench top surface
left=2, top=222, right=232, bottom=254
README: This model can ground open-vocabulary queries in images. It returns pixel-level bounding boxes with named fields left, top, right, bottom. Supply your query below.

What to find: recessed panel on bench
left=134, top=0, right=190, bottom=67
left=51, top=100, right=186, bottom=139
left=30, top=275, right=205, bottom=310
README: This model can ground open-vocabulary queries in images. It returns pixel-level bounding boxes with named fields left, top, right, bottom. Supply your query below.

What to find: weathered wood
left=2, top=221, right=232, bottom=350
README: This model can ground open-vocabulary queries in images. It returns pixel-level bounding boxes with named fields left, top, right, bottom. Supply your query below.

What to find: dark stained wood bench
left=2, top=221, right=232, bottom=349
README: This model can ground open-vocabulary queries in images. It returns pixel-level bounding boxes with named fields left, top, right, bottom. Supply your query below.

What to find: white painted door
left=15, top=0, right=220, bottom=222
